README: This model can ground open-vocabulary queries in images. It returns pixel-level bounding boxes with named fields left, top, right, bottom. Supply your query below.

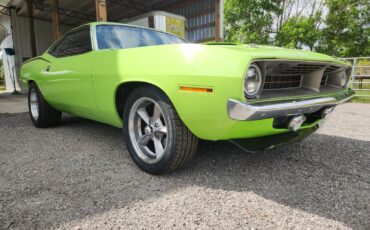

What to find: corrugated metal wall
left=171, top=0, right=216, bottom=42
left=8, top=0, right=219, bottom=68
left=11, top=9, right=72, bottom=66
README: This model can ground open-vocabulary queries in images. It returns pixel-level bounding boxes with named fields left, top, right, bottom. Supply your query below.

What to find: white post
left=219, top=0, right=224, bottom=41
left=352, top=58, right=358, bottom=89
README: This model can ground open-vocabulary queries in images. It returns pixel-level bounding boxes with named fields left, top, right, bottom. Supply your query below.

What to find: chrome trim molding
left=227, top=90, right=355, bottom=121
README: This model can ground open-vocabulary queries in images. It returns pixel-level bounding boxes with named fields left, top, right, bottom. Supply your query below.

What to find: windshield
left=96, top=25, right=186, bottom=50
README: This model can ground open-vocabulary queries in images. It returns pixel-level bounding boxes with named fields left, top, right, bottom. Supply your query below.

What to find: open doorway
left=0, top=15, right=19, bottom=94
left=0, top=55, right=5, bottom=92
left=0, top=24, right=6, bottom=92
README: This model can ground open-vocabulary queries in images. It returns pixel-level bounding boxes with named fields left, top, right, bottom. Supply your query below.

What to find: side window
left=50, top=27, right=92, bottom=58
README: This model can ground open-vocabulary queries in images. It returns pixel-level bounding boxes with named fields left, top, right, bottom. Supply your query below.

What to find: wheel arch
left=25, top=80, right=36, bottom=94
left=114, top=81, right=172, bottom=119
left=27, top=80, right=36, bottom=86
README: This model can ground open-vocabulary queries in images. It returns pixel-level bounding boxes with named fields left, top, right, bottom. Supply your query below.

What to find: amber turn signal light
left=179, top=86, right=213, bottom=93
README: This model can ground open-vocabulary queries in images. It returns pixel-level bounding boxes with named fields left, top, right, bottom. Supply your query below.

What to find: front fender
left=91, top=44, right=252, bottom=140
left=117, top=44, right=251, bottom=140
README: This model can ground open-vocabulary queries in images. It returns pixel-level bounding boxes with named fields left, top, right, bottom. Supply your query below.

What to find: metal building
left=0, top=0, right=224, bottom=92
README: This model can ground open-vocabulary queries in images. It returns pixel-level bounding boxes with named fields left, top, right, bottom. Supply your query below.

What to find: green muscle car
left=20, top=22, right=354, bottom=174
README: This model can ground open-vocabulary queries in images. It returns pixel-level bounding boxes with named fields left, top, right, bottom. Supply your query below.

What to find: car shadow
left=2, top=114, right=369, bottom=229
left=179, top=136, right=370, bottom=228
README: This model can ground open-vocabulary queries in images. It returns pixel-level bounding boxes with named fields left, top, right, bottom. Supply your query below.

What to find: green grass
left=350, top=79, right=370, bottom=103
left=352, top=91, right=370, bottom=103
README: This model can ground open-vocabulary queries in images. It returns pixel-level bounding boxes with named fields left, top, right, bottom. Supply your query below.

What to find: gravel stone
left=0, top=103, right=369, bottom=229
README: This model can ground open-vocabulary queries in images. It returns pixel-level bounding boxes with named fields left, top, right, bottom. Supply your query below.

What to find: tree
left=224, top=0, right=282, bottom=44
left=224, top=0, right=370, bottom=57
left=275, top=16, right=321, bottom=50
left=316, top=0, right=370, bottom=57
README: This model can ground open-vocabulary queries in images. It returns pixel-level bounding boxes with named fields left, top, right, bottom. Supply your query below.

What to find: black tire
left=28, top=82, right=61, bottom=128
left=123, top=86, right=198, bottom=174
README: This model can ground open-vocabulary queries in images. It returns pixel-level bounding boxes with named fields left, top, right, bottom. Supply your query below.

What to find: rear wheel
left=123, top=86, right=198, bottom=174
left=28, top=82, right=61, bottom=128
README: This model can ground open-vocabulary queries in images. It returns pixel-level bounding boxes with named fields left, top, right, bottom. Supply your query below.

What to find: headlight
left=340, top=72, right=348, bottom=87
left=244, top=63, right=263, bottom=98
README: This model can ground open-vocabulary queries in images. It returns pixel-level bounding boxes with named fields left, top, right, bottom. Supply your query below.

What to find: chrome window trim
left=91, top=24, right=99, bottom=51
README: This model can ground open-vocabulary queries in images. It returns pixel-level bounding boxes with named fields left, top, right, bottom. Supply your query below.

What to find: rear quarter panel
left=20, top=57, right=49, bottom=87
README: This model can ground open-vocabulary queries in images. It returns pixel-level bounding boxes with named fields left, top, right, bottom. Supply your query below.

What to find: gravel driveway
left=1, top=103, right=369, bottom=229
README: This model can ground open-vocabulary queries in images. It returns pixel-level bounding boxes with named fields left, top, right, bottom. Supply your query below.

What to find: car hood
left=205, top=43, right=349, bottom=66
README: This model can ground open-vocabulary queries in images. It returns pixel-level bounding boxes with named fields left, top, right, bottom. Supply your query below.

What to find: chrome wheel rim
left=29, top=88, right=39, bottom=120
left=128, top=97, right=168, bottom=164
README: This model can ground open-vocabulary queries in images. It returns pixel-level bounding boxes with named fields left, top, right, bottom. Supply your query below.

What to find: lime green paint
left=20, top=22, right=351, bottom=141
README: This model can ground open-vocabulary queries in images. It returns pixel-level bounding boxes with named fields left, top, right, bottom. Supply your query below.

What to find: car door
left=41, top=26, right=96, bottom=117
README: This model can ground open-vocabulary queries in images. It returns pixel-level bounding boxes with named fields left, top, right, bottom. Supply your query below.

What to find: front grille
left=263, top=63, right=342, bottom=90
left=320, top=75, right=328, bottom=85
left=253, top=60, right=347, bottom=100
left=264, top=75, right=302, bottom=89
left=321, top=66, right=341, bottom=85
left=276, top=63, right=326, bottom=75
left=324, top=65, right=340, bottom=75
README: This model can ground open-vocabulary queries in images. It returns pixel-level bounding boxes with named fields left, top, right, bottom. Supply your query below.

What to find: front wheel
left=123, top=86, right=198, bottom=174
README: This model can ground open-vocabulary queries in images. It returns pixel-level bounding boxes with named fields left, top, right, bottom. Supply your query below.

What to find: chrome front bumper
left=227, top=90, right=355, bottom=121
